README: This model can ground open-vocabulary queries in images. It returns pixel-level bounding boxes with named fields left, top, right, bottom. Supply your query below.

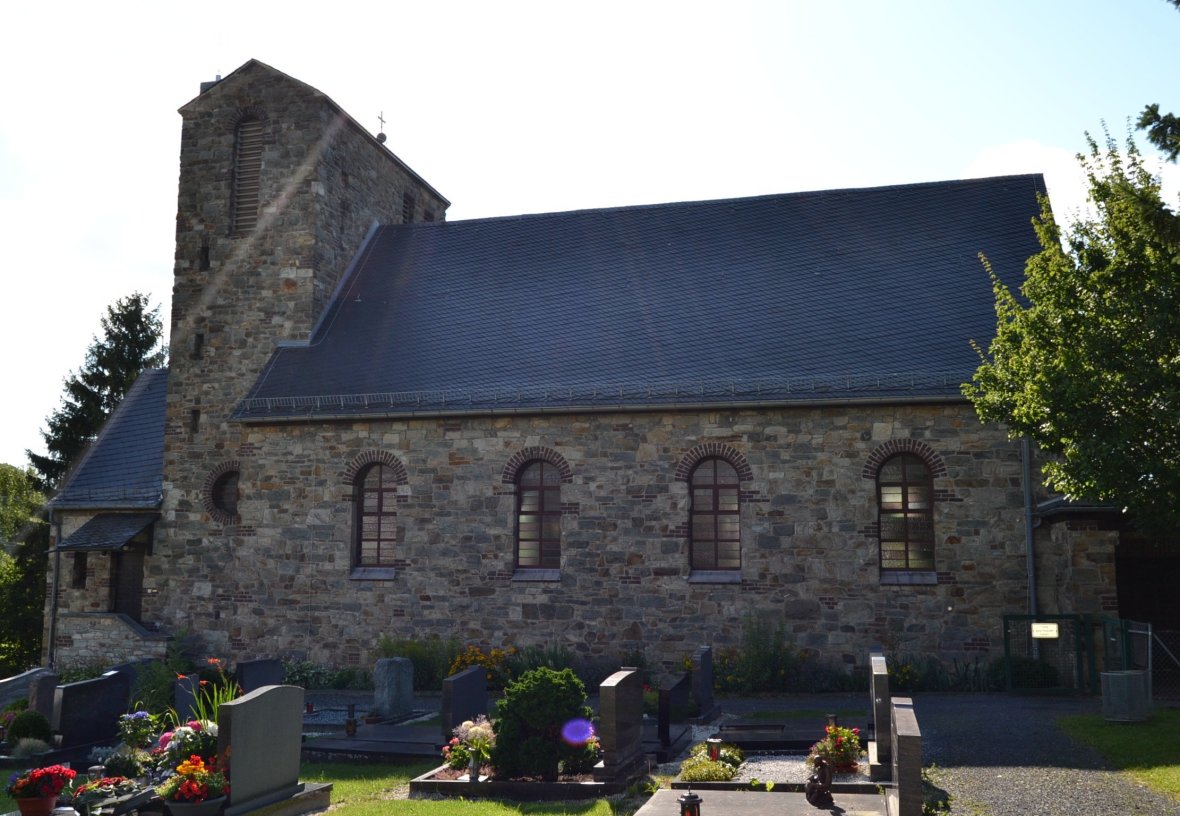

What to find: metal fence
left=1151, top=629, right=1180, bottom=701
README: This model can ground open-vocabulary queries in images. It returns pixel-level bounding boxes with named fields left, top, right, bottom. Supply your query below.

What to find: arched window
left=355, top=464, right=398, bottom=567
left=877, top=454, right=935, bottom=571
left=516, top=460, right=561, bottom=569
left=690, top=457, right=741, bottom=570
left=232, top=118, right=264, bottom=234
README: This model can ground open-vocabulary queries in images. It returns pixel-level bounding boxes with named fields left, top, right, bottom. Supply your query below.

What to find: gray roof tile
left=232, top=175, right=1046, bottom=420
left=50, top=368, right=167, bottom=509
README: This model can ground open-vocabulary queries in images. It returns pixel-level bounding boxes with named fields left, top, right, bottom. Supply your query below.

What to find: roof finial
left=376, top=111, right=387, bottom=144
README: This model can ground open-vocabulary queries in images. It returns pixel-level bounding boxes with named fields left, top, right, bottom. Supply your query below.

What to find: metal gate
left=1002, top=615, right=1098, bottom=693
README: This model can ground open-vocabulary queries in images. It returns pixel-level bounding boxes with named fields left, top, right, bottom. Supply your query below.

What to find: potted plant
left=807, top=724, right=865, bottom=773
left=6, top=764, right=78, bottom=816
left=155, top=754, right=229, bottom=816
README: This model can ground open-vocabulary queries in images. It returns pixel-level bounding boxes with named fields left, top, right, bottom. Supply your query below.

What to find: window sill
left=688, top=570, right=741, bottom=584
left=350, top=567, right=397, bottom=581
left=512, top=569, right=561, bottom=582
left=879, top=570, right=937, bottom=586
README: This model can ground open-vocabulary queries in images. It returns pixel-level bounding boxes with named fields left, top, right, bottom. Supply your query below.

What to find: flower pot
left=834, top=762, right=859, bottom=774
left=16, top=796, right=59, bottom=816
left=164, top=796, right=226, bottom=816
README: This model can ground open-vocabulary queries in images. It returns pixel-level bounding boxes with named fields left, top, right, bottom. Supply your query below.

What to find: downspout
left=1021, top=437, right=1038, bottom=617
left=46, top=510, right=62, bottom=669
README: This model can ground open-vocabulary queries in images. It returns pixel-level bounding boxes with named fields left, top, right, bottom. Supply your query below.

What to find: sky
left=1, top=0, right=1178, bottom=472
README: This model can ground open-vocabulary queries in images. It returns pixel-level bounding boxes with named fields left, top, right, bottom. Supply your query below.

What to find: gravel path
left=914, top=694, right=1179, bottom=816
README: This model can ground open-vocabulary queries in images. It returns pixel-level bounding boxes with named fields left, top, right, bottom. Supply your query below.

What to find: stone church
left=42, top=59, right=1129, bottom=675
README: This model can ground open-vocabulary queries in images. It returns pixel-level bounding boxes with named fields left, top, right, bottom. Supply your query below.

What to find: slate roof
left=235, top=174, right=1047, bottom=421
left=49, top=368, right=167, bottom=510
left=56, top=512, right=159, bottom=551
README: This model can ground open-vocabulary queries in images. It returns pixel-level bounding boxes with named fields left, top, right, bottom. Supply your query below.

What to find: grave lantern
left=706, top=737, right=722, bottom=761
left=826, top=713, right=838, bottom=727
left=678, top=790, right=703, bottom=816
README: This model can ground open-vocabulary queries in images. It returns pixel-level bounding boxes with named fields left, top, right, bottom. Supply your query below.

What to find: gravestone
left=869, top=647, right=893, bottom=780
left=888, top=697, right=922, bottom=816
left=53, top=670, right=130, bottom=748
left=28, top=671, right=59, bottom=721
left=372, top=657, right=414, bottom=720
left=690, top=645, right=719, bottom=721
left=218, top=685, right=305, bottom=816
left=441, top=666, right=487, bottom=739
left=236, top=659, right=285, bottom=694
left=654, top=672, right=692, bottom=762
left=592, top=668, right=645, bottom=783
left=173, top=674, right=203, bottom=721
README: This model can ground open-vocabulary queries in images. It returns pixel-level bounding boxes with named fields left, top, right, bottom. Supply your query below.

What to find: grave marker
left=869, top=647, right=892, bottom=780
left=53, top=670, right=129, bottom=748
left=218, top=685, right=304, bottom=816
left=690, top=645, right=719, bottom=721
left=441, top=667, right=487, bottom=739
left=236, top=659, right=285, bottom=694
left=372, top=658, right=414, bottom=720
left=593, top=668, right=645, bottom=783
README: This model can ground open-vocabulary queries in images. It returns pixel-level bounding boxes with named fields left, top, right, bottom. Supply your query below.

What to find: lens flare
left=561, top=718, right=595, bottom=746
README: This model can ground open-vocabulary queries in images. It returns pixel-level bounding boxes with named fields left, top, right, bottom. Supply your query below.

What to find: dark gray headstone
left=28, top=671, right=59, bottom=721
left=441, top=667, right=487, bottom=738
left=691, top=645, right=718, bottom=720
left=53, top=670, right=130, bottom=748
left=218, top=685, right=304, bottom=816
left=657, top=672, right=691, bottom=746
left=593, top=668, right=645, bottom=782
left=236, top=659, right=285, bottom=694
left=173, top=674, right=202, bottom=721
left=889, top=697, right=923, bottom=816
left=372, top=658, right=413, bottom=720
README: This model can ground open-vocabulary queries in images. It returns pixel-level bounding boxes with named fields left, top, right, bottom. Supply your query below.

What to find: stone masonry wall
left=136, top=402, right=1072, bottom=672
left=54, top=613, right=168, bottom=666
left=164, top=61, right=449, bottom=612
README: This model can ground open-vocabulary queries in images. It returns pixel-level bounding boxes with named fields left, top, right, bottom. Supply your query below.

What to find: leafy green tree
left=964, top=133, right=1180, bottom=534
left=0, top=464, right=47, bottom=673
left=27, top=293, right=166, bottom=491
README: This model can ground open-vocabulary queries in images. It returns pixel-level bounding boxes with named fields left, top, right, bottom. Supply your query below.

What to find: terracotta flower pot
left=15, top=796, right=58, bottom=816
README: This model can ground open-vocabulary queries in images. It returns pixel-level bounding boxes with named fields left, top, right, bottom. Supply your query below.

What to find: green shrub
left=490, top=667, right=596, bottom=780
left=679, top=755, right=738, bottom=782
left=375, top=635, right=461, bottom=691
left=6, top=709, right=52, bottom=746
left=3, top=698, right=28, bottom=712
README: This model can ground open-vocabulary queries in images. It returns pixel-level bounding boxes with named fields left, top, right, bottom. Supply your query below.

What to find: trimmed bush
left=6, top=709, right=52, bottom=747
left=680, top=755, right=738, bottom=782
left=490, top=667, right=596, bottom=780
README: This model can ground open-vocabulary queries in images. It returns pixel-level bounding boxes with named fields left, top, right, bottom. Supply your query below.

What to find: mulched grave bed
left=409, top=764, right=627, bottom=801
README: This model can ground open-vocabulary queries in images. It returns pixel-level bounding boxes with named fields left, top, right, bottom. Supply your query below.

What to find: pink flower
left=159, top=732, right=173, bottom=749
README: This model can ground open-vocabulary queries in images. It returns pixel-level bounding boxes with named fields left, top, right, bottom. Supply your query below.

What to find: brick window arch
left=202, top=461, right=241, bottom=526
left=876, top=453, right=935, bottom=572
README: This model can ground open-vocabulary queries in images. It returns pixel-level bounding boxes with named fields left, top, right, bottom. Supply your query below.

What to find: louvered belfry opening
left=232, top=118, right=264, bottom=234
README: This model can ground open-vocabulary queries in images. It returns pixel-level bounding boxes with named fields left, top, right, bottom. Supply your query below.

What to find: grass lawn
left=1059, top=707, right=1180, bottom=800
left=0, top=761, right=646, bottom=816
left=300, top=761, right=645, bottom=816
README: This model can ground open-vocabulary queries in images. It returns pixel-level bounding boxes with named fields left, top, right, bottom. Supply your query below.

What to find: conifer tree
left=27, top=293, right=166, bottom=491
